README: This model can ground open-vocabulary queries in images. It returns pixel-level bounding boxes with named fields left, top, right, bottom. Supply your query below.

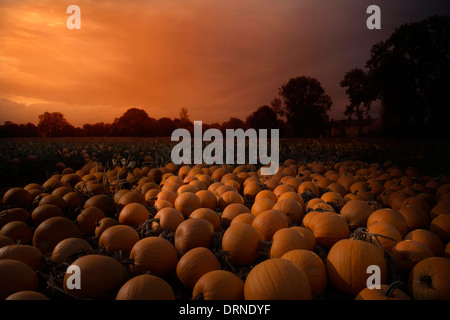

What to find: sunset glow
left=0, top=0, right=448, bottom=126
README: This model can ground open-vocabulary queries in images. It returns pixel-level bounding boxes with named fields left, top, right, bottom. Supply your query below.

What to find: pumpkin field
left=0, top=137, right=450, bottom=301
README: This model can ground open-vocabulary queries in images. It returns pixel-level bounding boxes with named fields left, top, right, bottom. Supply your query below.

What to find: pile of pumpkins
left=0, top=158, right=449, bottom=300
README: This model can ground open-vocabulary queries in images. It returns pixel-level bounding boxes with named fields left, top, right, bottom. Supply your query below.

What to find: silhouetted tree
left=37, top=112, right=72, bottom=137
left=341, top=15, right=450, bottom=137
left=274, top=77, right=332, bottom=137
left=246, top=105, right=283, bottom=132
left=222, top=117, right=246, bottom=131
left=155, top=117, right=175, bottom=137
left=112, top=108, right=156, bottom=136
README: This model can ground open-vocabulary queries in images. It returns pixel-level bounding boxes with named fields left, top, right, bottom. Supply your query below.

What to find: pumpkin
left=94, top=217, right=119, bottom=238
left=244, top=258, right=312, bottom=300
left=33, top=216, right=82, bottom=254
left=320, top=191, right=344, bottom=211
left=118, top=203, right=149, bottom=228
left=273, top=184, right=295, bottom=198
left=255, top=189, right=278, bottom=203
left=0, top=208, right=30, bottom=229
left=190, top=208, right=221, bottom=232
left=367, top=222, right=402, bottom=253
left=51, top=238, right=92, bottom=264
left=174, top=192, right=202, bottom=218
left=0, top=244, right=43, bottom=270
left=193, top=270, right=244, bottom=300
left=38, top=194, right=67, bottom=211
left=1, top=188, right=33, bottom=209
left=63, top=191, right=85, bottom=209
left=408, top=257, right=450, bottom=300
left=0, top=259, right=39, bottom=300
left=157, top=190, right=178, bottom=205
left=281, top=249, right=327, bottom=296
left=116, top=274, right=175, bottom=300
left=63, top=254, right=128, bottom=299
left=230, top=213, right=255, bottom=226
left=355, top=281, right=411, bottom=300
left=31, top=204, right=64, bottom=225
left=84, top=194, right=117, bottom=217
left=117, top=191, right=146, bottom=210
left=152, top=207, right=185, bottom=232
left=398, top=206, right=429, bottom=231
left=5, top=291, right=49, bottom=300
left=326, top=239, right=387, bottom=295
left=174, top=218, right=214, bottom=255
left=367, top=208, right=408, bottom=236
left=222, top=222, right=261, bottom=266
left=278, top=191, right=304, bottom=208
left=270, top=228, right=309, bottom=258
left=404, top=229, right=444, bottom=256
left=243, top=182, right=262, bottom=200
left=391, top=240, right=434, bottom=271
left=0, top=221, right=32, bottom=245
left=195, top=190, right=218, bottom=210
left=76, top=207, right=105, bottom=234
left=221, top=203, right=251, bottom=229
left=298, top=181, right=319, bottom=198
left=430, top=202, right=450, bottom=220
left=429, top=214, right=450, bottom=242
left=98, top=224, right=140, bottom=253
left=218, top=191, right=244, bottom=211
left=340, top=200, right=373, bottom=229
left=290, top=226, right=316, bottom=250
left=176, top=247, right=221, bottom=289
left=252, top=209, right=289, bottom=241
left=251, top=198, right=275, bottom=216
left=0, top=235, right=15, bottom=248
left=272, top=198, right=304, bottom=225
left=130, top=237, right=178, bottom=277
left=177, top=184, right=199, bottom=195
left=307, top=211, right=349, bottom=249
left=388, top=191, right=410, bottom=211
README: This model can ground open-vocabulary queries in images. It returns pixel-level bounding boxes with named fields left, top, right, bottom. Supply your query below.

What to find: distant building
left=330, top=118, right=382, bottom=137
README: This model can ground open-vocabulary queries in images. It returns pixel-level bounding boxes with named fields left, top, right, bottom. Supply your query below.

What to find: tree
left=275, top=76, right=332, bottom=137
left=245, top=105, right=283, bottom=132
left=37, top=112, right=72, bottom=137
left=222, top=117, right=246, bottom=131
left=112, top=108, right=156, bottom=136
left=341, top=15, right=450, bottom=137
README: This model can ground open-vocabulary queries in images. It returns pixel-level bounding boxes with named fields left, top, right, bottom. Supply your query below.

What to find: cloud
left=0, top=0, right=448, bottom=126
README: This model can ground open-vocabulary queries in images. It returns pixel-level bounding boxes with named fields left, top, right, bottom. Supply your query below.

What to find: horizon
left=1, top=1, right=449, bottom=126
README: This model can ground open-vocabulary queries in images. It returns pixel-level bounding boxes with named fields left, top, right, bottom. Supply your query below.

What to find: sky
left=0, top=0, right=449, bottom=126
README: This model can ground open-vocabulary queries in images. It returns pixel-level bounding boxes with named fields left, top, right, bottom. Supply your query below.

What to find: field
left=0, top=136, right=449, bottom=301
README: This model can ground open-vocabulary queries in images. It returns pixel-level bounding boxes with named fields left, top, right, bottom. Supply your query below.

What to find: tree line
left=1, top=15, right=448, bottom=139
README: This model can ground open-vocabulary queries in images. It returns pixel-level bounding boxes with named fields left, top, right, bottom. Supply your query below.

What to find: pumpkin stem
left=385, top=281, right=403, bottom=297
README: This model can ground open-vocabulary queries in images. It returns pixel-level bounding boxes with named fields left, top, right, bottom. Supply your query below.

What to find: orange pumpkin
left=0, top=221, right=32, bottom=245
left=0, top=244, right=43, bottom=270
left=270, top=228, right=309, bottom=258
left=118, top=203, right=149, bottom=228
left=195, top=190, right=218, bottom=210
left=176, top=247, right=221, bottom=289
left=0, top=259, right=39, bottom=300
left=51, top=238, right=92, bottom=264
left=355, top=281, right=411, bottom=300
left=429, top=214, right=450, bottom=242
left=367, top=208, right=408, bottom=236
left=190, top=208, right=221, bottom=232
left=252, top=209, right=289, bottom=241
left=174, top=192, right=202, bottom=219
left=174, top=218, right=214, bottom=255
left=272, top=198, right=304, bottom=225
left=76, top=207, right=105, bottom=234
left=221, top=203, right=251, bottom=229
left=392, top=240, right=434, bottom=271
left=130, top=237, right=178, bottom=277
left=398, top=206, right=429, bottom=231
left=116, top=274, right=175, bottom=300
left=340, top=200, right=373, bottom=229
left=281, top=249, right=327, bottom=296
left=222, top=222, right=261, bottom=266
left=31, top=204, right=64, bottom=225
left=307, top=211, right=349, bottom=249
left=409, top=257, right=450, bottom=300
left=98, top=224, right=140, bottom=253
left=152, top=207, right=185, bottom=232
left=193, top=270, right=244, bottom=300
left=367, top=222, right=402, bottom=253
left=404, top=229, right=444, bottom=257
left=244, top=258, right=312, bottom=300
left=326, top=239, right=387, bottom=295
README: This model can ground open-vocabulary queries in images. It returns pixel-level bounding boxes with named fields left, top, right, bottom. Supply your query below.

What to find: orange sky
left=0, top=0, right=448, bottom=126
